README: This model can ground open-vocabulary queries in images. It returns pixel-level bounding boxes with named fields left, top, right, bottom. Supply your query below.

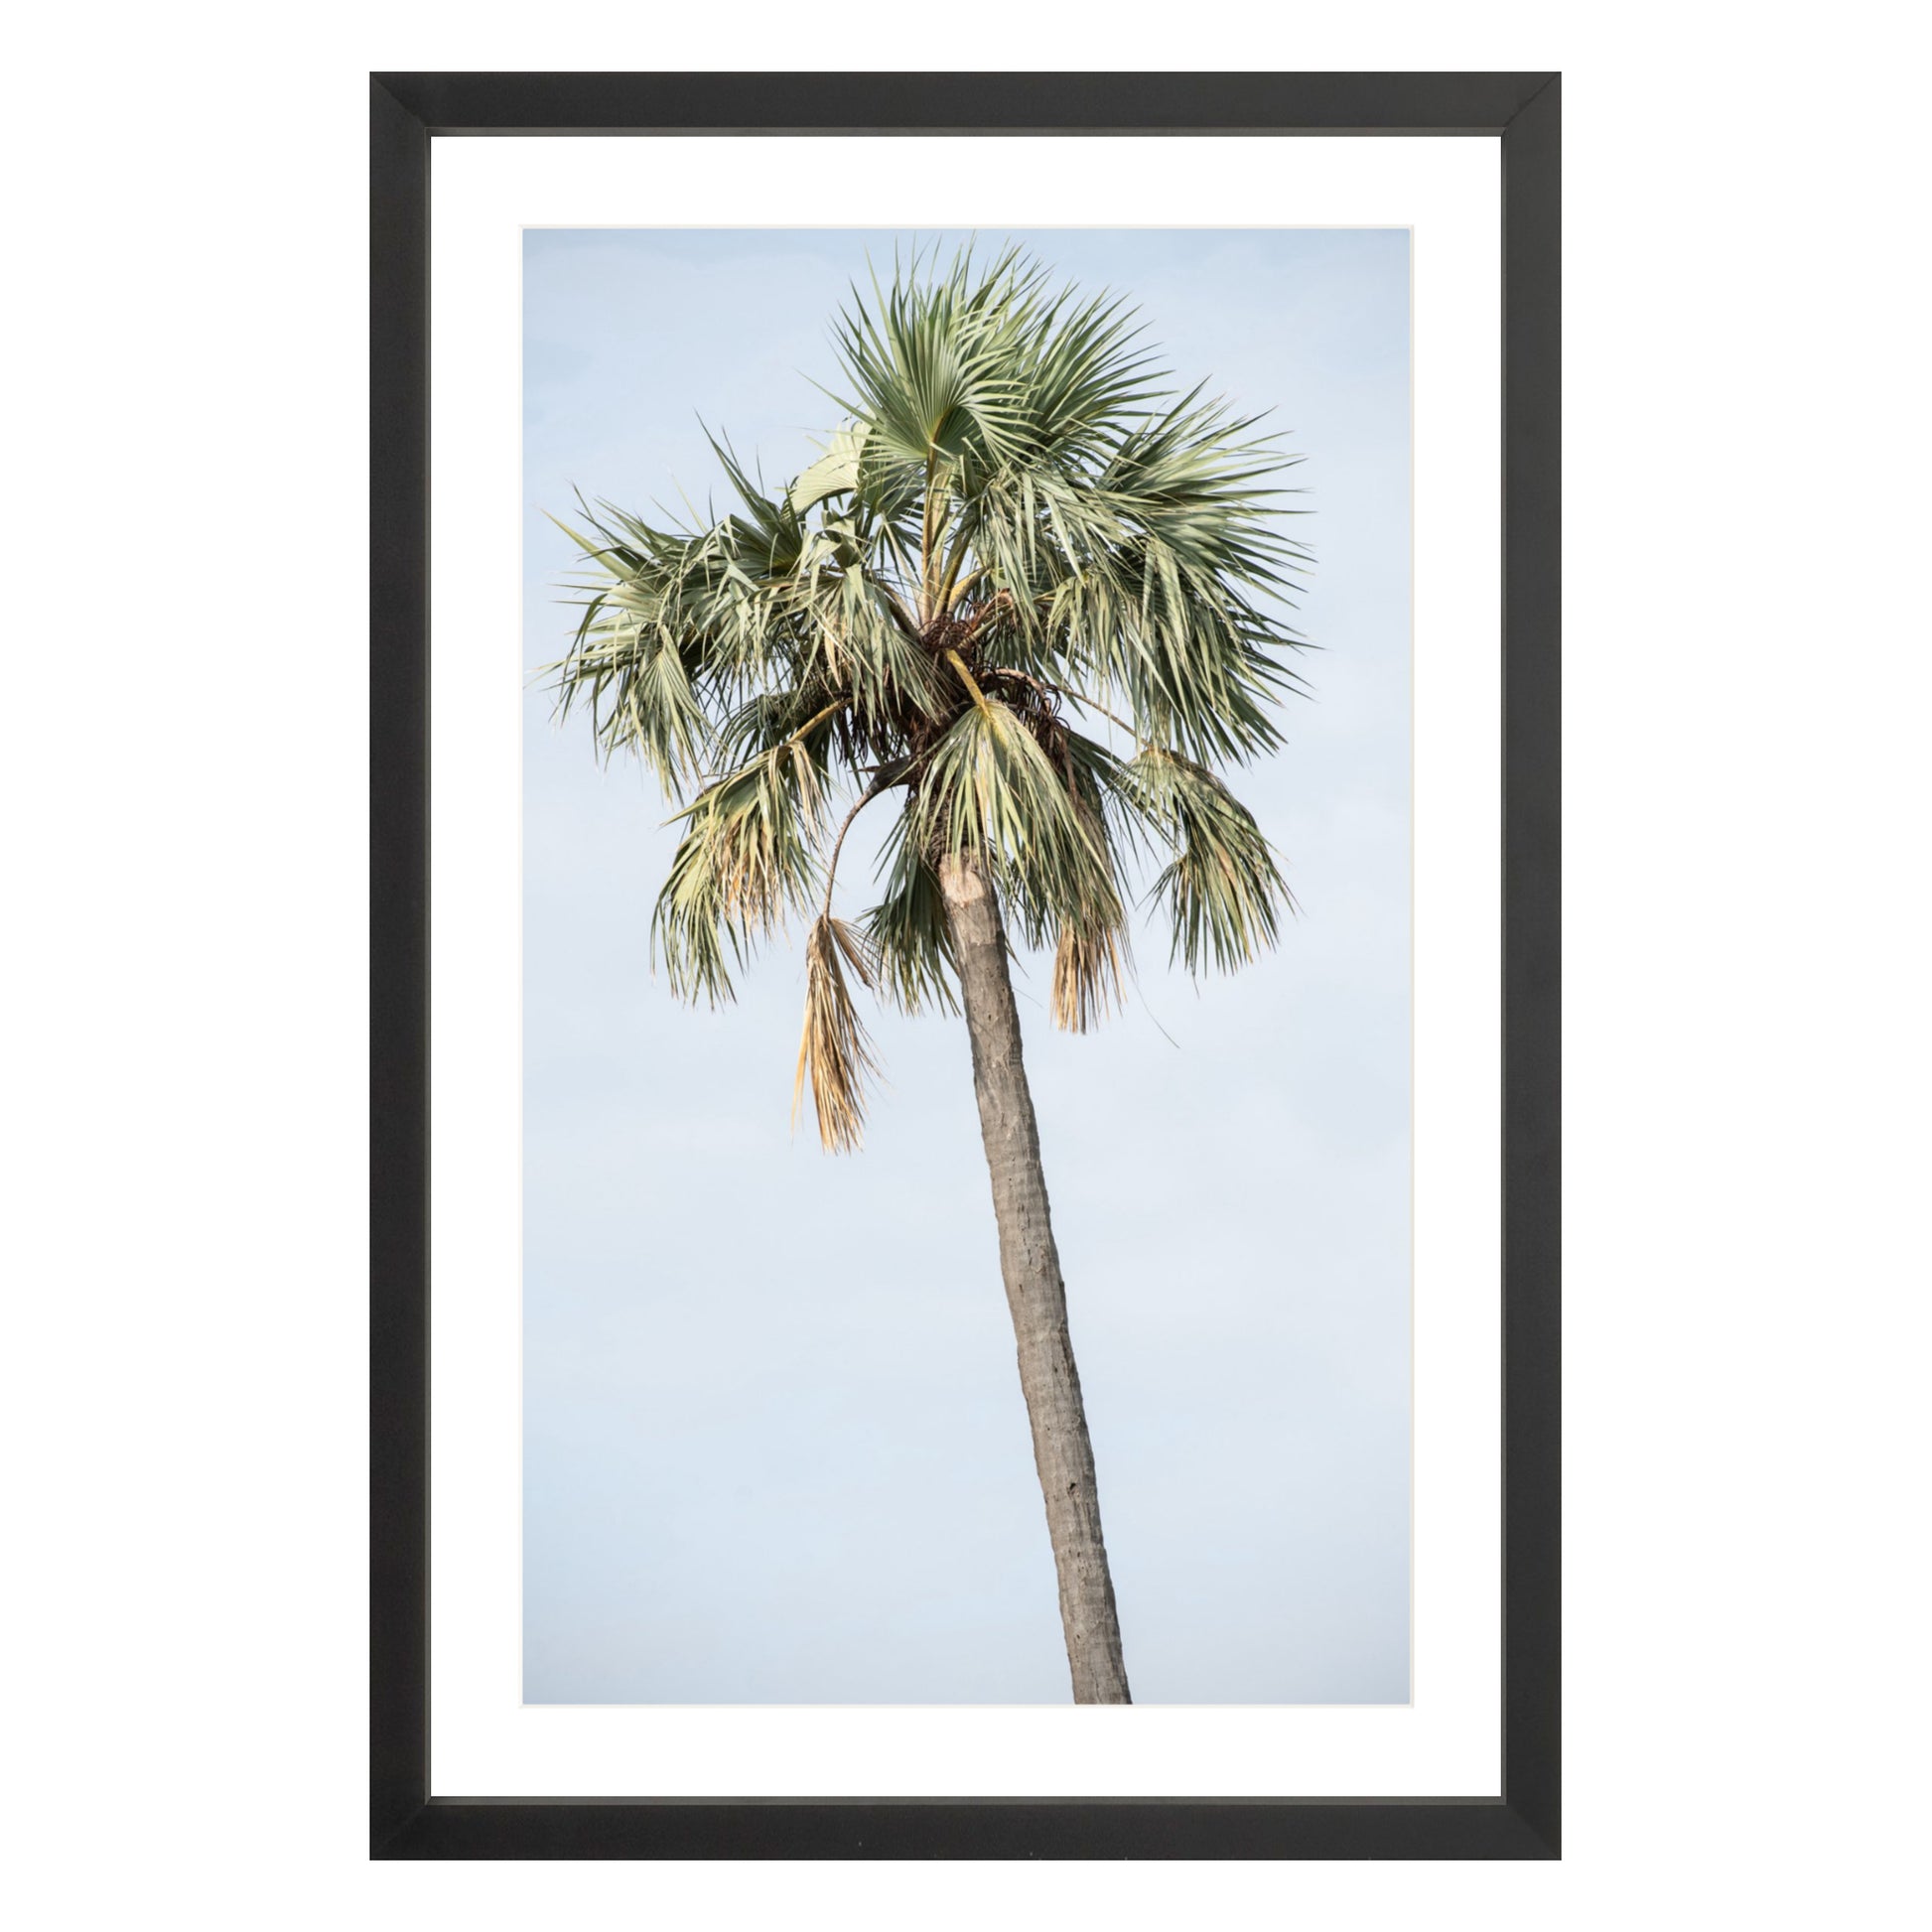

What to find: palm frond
left=825, top=242, right=1038, bottom=479
left=863, top=809, right=959, bottom=1015
left=1116, top=746, right=1294, bottom=975
left=651, top=740, right=825, bottom=1003
left=792, top=914, right=880, bottom=1153
left=545, top=485, right=822, bottom=795
left=1050, top=916, right=1127, bottom=1033
left=909, top=696, right=1123, bottom=951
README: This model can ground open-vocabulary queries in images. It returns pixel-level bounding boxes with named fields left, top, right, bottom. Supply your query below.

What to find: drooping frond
left=909, top=695, right=1124, bottom=953
left=792, top=915, right=880, bottom=1154
left=651, top=740, right=826, bottom=1004
left=1050, top=916, right=1127, bottom=1034
left=545, top=476, right=815, bottom=796
left=863, top=810, right=959, bottom=1016
left=1115, top=746, right=1294, bottom=975
left=1023, top=388, right=1311, bottom=767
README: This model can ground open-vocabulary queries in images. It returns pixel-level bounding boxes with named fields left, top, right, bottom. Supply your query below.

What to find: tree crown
left=547, top=242, right=1311, bottom=1150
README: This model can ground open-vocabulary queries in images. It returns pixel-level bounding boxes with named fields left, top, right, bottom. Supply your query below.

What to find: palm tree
left=548, top=243, right=1308, bottom=1705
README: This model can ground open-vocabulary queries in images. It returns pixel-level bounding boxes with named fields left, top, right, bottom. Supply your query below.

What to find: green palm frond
left=825, top=242, right=1038, bottom=479
left=863, top=810, right=959, bottom=1016
left=651, top=738, right=826, bottom=1004
left=909, top=693, right=1123, bottom=953
left=1116, top=746, right=1294, bottom=975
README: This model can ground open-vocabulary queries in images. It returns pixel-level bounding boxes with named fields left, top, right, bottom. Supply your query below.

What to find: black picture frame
left=370, top=69, right=1560, bottom=1862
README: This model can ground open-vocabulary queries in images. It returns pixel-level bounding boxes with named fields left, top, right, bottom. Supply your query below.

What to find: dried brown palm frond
left=791, top=915, right=881, bottom=1153
left=1050, top=918, right=1127, bottom=1033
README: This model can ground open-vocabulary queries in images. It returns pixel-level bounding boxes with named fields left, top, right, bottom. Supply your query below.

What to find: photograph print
left=521, top=226, right=1412, bottom=1705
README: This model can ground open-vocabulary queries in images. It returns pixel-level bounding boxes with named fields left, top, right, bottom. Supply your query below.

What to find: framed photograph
left=371, top=70, right=1560, bottom=1860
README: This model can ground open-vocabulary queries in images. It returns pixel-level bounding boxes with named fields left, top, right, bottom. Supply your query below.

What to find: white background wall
left=4, top=4, right=1924, bottom=1927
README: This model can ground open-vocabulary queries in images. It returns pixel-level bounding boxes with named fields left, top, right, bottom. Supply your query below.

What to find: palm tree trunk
left=938, top=851, right=1132, bottom=1704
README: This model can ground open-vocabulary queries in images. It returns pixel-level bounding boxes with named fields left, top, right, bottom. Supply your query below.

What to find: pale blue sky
left=522, top=227, right=1411, bottom=1704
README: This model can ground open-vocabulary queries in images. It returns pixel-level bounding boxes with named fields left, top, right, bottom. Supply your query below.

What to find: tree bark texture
left=938, top=851, right=1131, bottom=1704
